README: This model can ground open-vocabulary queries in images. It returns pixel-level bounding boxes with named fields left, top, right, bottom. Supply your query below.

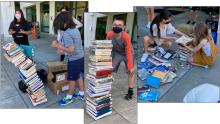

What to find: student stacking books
left=86, top=40, right=113, bottom=120
left=3, top=42, right=47, bottom=106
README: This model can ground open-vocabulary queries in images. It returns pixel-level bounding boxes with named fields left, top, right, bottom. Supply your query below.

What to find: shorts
left=112, top=52, right=133, bottom=76
left=67, top=57, right=84, bottom=81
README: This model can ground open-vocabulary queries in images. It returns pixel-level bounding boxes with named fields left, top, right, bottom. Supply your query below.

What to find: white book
left=28, top=93, right=47, bottom=106
left=91, top=40, right=112, bottom=45
left=87, top=89, right=110, bottom=98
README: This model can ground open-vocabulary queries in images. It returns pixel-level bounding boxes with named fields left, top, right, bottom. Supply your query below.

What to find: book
left=86, top=109, right=112, bottom=120
left=27, top=93, right=47, bottom=106
left=87, top=89, right=110, bottom=98
left=152, top=71, right=167, bottom=80
left=145, top=75, right=161, bottom=88
left=139, top=90, right=160, bottom=101
left=91, top=40, right=112, bottom=45
left=2, top=42, right=17, bottom=51
left=175, top=36, right=192, bottom=45
left=148, top=56, right=168, bottom=66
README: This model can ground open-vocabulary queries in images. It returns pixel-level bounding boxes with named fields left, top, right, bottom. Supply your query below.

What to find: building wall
left=84, top=13, right=107, bottom=48
left=0, top=2, right=15, bottom=41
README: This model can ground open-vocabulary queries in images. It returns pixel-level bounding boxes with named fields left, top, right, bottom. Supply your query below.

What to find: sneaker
left=141, top=53, right=149, bottom=62
left=125, top=89, right=133, bottom=100
left=58, top=96, right=74, bottom=106
left=72, top=93, right=84, bottom=100
left=186, top=20, right=191, bottom=24
left=77, top=94, right=84, bottom=100
left=145, top=22, right=151, bottom=29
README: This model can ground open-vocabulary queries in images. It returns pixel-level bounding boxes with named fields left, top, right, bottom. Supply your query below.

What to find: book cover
left=145, top=75, right=161, bottom=88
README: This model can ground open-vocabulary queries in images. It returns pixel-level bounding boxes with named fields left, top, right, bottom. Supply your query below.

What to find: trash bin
left=31, top=22, right=40, bottom=39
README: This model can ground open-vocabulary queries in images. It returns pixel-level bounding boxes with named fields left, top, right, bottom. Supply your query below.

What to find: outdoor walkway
left=0, top=34, right=84, bottom=108
left=84, top=49, right=137, bottom=124
left=137, top=7, right=220, bottom=102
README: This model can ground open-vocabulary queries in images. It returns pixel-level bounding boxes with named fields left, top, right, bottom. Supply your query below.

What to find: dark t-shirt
left=8, top=20, right=31, bottom=45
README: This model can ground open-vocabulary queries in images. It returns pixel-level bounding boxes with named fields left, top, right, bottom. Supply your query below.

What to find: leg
left=141, top=36, right=156, bottom=62
left=68, top=80, right=76, bottom=95
left=161, top=41, right=172, bottom=48
left=188, top=57, right=208, bottom=68
left=60, top=55, right=65, bottom=61
left=124, top=57, right=134, bottom=100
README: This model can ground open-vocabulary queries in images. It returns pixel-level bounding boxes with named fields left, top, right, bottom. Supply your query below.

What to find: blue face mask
left=112, top=26, right=122, bottom=34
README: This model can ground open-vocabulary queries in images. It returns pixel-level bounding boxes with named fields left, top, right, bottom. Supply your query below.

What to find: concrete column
left=106, top=14, right=113, bottom=33
left=126, top=13, right=134, bottom=37
left=49, top=1, right=55, bottom=35
left=36, top=2, right=40, bottom=23
left=0, top=2, right=15, bottom=41
left=84, top=13, right=98, bottom=48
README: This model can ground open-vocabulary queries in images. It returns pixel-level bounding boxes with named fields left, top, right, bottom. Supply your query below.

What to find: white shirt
left=202, top=41, right=211, bottom=57
left=152, top=23, right=176, bottom=45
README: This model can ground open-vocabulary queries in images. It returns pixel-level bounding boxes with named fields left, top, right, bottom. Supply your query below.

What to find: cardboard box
left=47, top=61, right=67, bottom=72
left=47, top=61, right=68, bottom=94
left=48, top=79, right=69, bottom=95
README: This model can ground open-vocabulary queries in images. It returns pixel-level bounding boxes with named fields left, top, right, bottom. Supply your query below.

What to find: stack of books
left=179, top=48, right=190, bottom=61
left=3, top=42, right=47, bottom=106
left=86, top=40, right=113, bottom=120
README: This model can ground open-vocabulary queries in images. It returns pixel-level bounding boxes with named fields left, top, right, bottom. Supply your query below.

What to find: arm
left=8, top=22, right=16, bottom=35
left=73, top=17, right=83, bottom=29
left=175, top=29, right=188, bottom=37
left=160, top=36, right=177, bottom=41
left=51, top=41, right=74, bottom=53
left=20, top=21, right=31, bottom=35
left=124, top=33, right=134, bottom=71
left=184, top=39, right=205, bottom=53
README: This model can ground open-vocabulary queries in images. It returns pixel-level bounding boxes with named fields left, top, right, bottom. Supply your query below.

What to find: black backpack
left=18, top=80, right=28, bottom=93
left=37, top=69, right=48, bottom=84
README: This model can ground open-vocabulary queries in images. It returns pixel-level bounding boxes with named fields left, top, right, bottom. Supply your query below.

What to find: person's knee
left=143, top=36, right=151, bottom=44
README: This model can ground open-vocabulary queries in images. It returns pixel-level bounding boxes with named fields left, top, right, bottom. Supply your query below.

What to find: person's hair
left=113, top=16, right=125, bottom=25
left=150, top=10, right=172, bottom=38
left=53, top=11, right=76, bottom=34
left=60, top=5, right=69, bottom=12
left=13, top=9, right=26, bottom=24
left=193, top=22, right=212, bottom=46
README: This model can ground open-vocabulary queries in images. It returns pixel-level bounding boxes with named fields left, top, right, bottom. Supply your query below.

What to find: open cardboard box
left=47, top=61, right=69, bottom=95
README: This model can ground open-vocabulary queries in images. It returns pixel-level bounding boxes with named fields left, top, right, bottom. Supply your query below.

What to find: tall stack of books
left=3, top=42, right=47, bottom=106
left=86, top=40, right=113, bottom=120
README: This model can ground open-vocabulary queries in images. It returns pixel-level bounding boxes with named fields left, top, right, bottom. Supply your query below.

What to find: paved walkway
left=84, top=49, right=137, bottom=124
left=0, top=34, right=84, bottom=108
left=137, top=7, right=220, bottom=102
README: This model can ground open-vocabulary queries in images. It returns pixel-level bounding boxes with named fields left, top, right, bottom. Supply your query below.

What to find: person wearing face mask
left=8, top=9, right=31, bottom=45
left=106, top=17, right=135, bottom=100
left=141, top=10, right=187, bottom=62
left=51, top=12, right=84, bottom=106
left=57, top=6, right=83, bottom=62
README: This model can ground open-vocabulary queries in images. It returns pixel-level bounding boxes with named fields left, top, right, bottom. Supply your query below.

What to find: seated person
left=141, top=10, right=187, bottom=62
left=181, top=22, right=218, bottom=67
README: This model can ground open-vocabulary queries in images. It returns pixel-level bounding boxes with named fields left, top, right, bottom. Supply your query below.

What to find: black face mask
left=60, top=27, right=68, bottom=31
left=112, top=26, right=123, bottom=34
left=165, top=21, right=171, bottom=24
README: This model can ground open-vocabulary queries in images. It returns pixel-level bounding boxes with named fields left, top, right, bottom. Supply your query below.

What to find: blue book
left=148, top=65, right=168, bottom=73
left=145, top=75, right=161, bottom=88
left=139, top=90, right=160, bottom=101
left=138, top=60, right=155, bottom=69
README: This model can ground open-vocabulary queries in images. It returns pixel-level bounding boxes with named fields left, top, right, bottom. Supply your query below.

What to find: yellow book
left=152, top=71, right=167, bottom=80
